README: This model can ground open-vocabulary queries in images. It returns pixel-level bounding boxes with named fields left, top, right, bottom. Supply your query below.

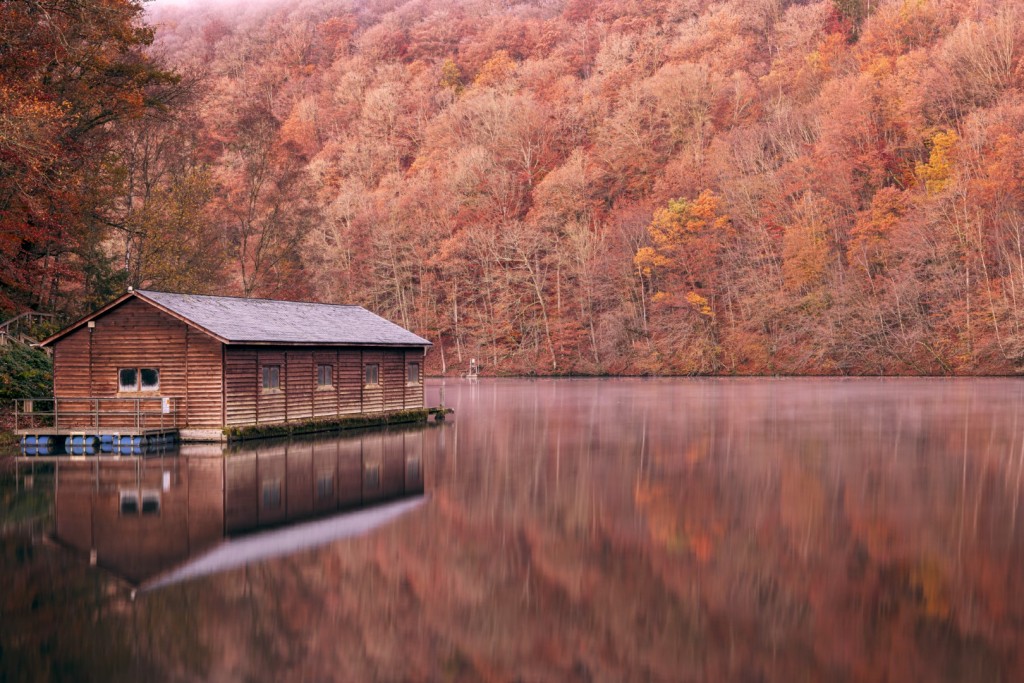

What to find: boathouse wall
left=222, top=346, right=426, bottom=427
left=51, top=298, right=223, bottom=429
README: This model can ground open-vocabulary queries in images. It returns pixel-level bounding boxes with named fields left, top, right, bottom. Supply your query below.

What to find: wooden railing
left=14, top=396, right=181, bottom=432
left=0, top=312, right=57, bottom=355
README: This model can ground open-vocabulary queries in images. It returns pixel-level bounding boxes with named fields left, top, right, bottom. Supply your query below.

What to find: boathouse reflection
left=52, top=428, right=426, bottom=586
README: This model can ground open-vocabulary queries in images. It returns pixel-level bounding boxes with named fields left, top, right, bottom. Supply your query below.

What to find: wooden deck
left=14, top=396, right=180, bottom=437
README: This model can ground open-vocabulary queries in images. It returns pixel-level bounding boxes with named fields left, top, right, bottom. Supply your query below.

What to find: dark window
left=364, top=363, right=379, bottom=386
left=407, top=362, right=421, bottom=384
left=118, top=368, right=138, bottom=392
left=317, top=364, right=333, bottom=387
left=317, top=473, right=334, bottom=500
left=364, top=464, right=380, bottom=490
left=262, top=365, right=280, bottom=391
left=263, top=480, right=281, bottom=510
left=140, top=368, right=159, bottom=390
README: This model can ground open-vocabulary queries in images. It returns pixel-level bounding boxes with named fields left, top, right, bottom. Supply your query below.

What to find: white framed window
left=119, top=368, right=159, bottom=392
left=317, top=364, right=333, bottom=388
left=407, top=362, right=421, bottom=384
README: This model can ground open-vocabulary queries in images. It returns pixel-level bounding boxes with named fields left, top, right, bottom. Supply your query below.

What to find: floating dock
left=18, top=429, right=179, bottom=457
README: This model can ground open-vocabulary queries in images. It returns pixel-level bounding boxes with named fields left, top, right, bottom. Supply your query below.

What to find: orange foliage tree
left=37, top=0, right=1015, bottom=376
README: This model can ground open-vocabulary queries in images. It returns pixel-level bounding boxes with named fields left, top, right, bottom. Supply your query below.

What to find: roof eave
left=222, top=340, right=433, bottom=347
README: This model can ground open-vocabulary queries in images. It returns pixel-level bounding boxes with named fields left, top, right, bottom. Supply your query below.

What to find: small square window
left=317, top=364, right=333, bottom=387
left=364, top=363, right=379, bottom=386
left=120, top=368, right=159, bottom=392
left=407, top=363, right=421, bottom=384
left=262, top=365, right=280, bottom=391
left=140, top=368, right=159, bottom=391
left=118, top=368, right=138, bottom=392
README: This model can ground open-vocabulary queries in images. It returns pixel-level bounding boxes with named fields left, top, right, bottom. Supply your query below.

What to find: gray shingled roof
left=137, top=290, right=431, bottom=346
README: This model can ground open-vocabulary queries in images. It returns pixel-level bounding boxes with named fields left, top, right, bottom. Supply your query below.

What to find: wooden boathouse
left=20, top=289, right=432, bottom=444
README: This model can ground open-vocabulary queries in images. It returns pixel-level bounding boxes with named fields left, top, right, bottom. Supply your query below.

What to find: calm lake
left=2, top=378, right=1023, bottom=682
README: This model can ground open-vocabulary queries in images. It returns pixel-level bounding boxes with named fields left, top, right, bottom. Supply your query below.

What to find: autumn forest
left=3, top=0, right=1024, bottom=375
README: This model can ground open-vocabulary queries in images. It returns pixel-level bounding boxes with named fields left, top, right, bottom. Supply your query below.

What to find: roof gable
left=40, top=290, right=432, bottom=347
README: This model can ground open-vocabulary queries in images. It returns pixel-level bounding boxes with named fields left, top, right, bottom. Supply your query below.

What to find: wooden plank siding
left=51, top=298, right=223, bottom=430
left=89, top=298, right=188, bottom=426
left=382, top=352, right=405, bottom=412
left=338, top=350, right=363, bottom=414
left=186, top=328, right=223, bottom=427
left=52, top=325, right=94, bottom=431
left=404, top=349, right=426, bottom=410
left=223, top=346, right=425, bottom=428
left=224, top=349, right=257, bottom=426
left=285, top=351, right=314, bottom=422
left=52, top=326, right=90, bottom=408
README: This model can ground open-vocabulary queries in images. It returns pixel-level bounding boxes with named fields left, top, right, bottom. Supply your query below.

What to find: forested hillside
left=4, top=0, right=1024, bottom=375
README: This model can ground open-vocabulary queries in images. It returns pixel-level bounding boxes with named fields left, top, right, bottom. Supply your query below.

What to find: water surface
left=2, top=378, right=1023, bottom=682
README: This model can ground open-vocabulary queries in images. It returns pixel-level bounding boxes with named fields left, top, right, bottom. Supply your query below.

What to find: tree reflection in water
left=1, top=378, right=1022, bottom=682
